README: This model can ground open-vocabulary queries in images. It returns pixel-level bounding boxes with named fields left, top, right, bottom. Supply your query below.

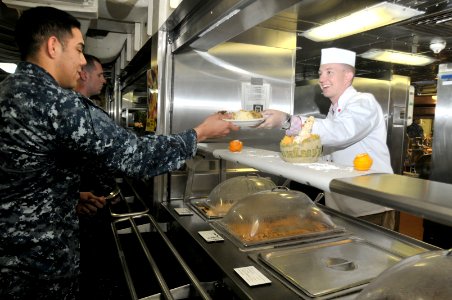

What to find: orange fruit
left=353, top=153, right=373, bottom=171
left=229, top=140, right=243, bottom=152
left=280, top=135, right=294, bottom=145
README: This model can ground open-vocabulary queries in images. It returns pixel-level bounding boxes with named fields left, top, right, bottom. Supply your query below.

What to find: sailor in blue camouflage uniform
left=0, top=7, right=237, bottom=300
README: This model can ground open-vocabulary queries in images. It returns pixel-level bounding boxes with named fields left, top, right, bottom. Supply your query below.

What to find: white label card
left=198, top=230, right=224, bottom=242
left=234, top=266, right=271, bottom=286
left=174, top=207, right=193, bottom=216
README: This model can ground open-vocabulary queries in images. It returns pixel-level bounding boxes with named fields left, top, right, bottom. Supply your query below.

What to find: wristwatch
left=281, top=114, right=292, bottom=130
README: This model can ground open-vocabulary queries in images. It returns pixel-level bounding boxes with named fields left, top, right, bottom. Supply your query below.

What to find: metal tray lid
left=259, top=237, right=402, bottom=297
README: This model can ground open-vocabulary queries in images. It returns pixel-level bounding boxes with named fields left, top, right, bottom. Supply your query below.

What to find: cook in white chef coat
left=259, top=47, right=395, bottom=229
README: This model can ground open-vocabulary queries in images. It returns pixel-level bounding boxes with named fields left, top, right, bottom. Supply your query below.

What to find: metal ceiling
left=166, top=0, right=452, bottom=95
left=2, top=0, right=452, bottom=95
left=0, top=1, right=19, bottom=64
left=0, top=0, right=148, bottom=82
left=277, top=0, right=452, bottom=93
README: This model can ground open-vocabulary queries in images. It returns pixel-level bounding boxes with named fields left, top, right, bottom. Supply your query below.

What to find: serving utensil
left=105, top=186, right=120, bottom=200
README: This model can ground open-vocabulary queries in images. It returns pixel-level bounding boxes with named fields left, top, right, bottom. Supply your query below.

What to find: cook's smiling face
left=318, top=63, right=354, bottom=104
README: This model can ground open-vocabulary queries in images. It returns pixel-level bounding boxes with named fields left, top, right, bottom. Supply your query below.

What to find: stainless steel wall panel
left=170, top=0, right=302, bottom=52
left=431, top=63, right=452, bottom=183
left=153, top=30, right=171, bottom=204
left=172, top=42, right=295, bottom=145
left=388, top=75, right=411, bottom=174
left=231, top=27, right=296, bottom=50
left=294, top=83, right=331, bottom=118
left=157, top=30, right=173, bottom=135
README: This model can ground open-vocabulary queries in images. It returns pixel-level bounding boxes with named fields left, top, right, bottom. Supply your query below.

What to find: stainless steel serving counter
left=162, top=200, right=300, bottom=300
left=162, top=200, right=439, bottom=299
left=330, top=175, right=452, bottom=227
left=196, top=143, right=452, bottom=227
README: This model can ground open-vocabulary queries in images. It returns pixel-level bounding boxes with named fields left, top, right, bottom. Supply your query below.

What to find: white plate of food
left=223, top=118, right=265, bottom=127
left=222, top=110, right=265, bottom=127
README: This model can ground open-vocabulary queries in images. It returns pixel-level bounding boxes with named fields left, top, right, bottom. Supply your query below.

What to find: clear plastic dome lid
left=217, top=187, right=338, bottom=245
left=204, top=174, right=276, bottom=216
left=357, top=249, right=452, bottom=299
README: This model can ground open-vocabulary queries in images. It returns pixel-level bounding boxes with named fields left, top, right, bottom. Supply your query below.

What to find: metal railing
left=111, top=214, right=211, bottom=300
left=109, top=178, right=149, bottom=218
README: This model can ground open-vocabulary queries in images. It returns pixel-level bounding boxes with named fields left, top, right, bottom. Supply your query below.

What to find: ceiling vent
left=2, top=0, right=98, bottom=19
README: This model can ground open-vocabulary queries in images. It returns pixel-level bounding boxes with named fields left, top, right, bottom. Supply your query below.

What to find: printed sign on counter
left=198, top=230, right=224, bottom=242
left=234, top=266, right=271, bottom=286
left=174, top=207, right=193, bottom=216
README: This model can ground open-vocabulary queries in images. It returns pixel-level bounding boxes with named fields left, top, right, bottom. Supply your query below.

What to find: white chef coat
left=299, top=86, right=393, bottom=217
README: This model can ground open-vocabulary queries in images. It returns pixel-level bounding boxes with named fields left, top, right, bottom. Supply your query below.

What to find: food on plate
left=229, top=139, right=243, bottom=152
left=232, top=110, right=263, bottom=120
left=353, top=153, right=373, bottom=171
left=280, top=116, right=322, bottom=163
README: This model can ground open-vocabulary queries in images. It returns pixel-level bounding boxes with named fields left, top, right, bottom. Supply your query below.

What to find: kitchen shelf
left=196, top=143, right=452, bottom=227
left=121, top=107, right=147, bottom=128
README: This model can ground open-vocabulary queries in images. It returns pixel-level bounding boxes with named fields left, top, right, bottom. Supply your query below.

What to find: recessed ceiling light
left=302, top=2, right=424, bottom=42
left=359, top=49, right=436, bottom=66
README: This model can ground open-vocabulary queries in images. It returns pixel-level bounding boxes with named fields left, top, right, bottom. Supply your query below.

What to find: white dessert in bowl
left=280, top=116, right=322, bottom=163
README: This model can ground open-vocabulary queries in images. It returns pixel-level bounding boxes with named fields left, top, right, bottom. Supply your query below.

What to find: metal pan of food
left=190, top=174, right=276, bottom=219
left=210, top=187, right=345, bottom=249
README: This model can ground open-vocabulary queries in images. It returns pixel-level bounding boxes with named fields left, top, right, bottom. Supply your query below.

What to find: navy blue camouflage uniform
left=0, top=62, right=198, bottom=299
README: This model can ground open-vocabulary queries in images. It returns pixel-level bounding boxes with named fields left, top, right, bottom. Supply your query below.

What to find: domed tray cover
left=190, top=174, right=276, bottom=219
left=213, top=187, right=344, bottom=247
left=357, top=249, right=452, bottom=299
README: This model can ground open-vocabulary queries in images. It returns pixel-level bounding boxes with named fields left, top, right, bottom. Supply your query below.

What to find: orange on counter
left=229, top=140, right=243, bottom=152
left=353, top=153, right=373, bottom=171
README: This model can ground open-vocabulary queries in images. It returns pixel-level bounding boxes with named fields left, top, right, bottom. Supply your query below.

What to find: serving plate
left=223, top=118, right=265, bottom=127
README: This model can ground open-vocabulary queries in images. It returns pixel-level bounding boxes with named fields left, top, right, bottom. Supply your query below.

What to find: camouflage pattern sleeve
left=0, top=61, right=199, bottom=293
left=54, top=93, right=198, bottom=179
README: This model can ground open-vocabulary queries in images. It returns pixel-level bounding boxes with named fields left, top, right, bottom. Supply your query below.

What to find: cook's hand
left=76, top=191, right=106, bottom=215
left=194, top=113, right=239, bottom=142
left=257, top=109, right=289, bottom=129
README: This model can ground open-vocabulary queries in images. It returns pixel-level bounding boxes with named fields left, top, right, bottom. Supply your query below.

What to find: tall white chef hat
left=320, top=47, right=356, bottom=67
